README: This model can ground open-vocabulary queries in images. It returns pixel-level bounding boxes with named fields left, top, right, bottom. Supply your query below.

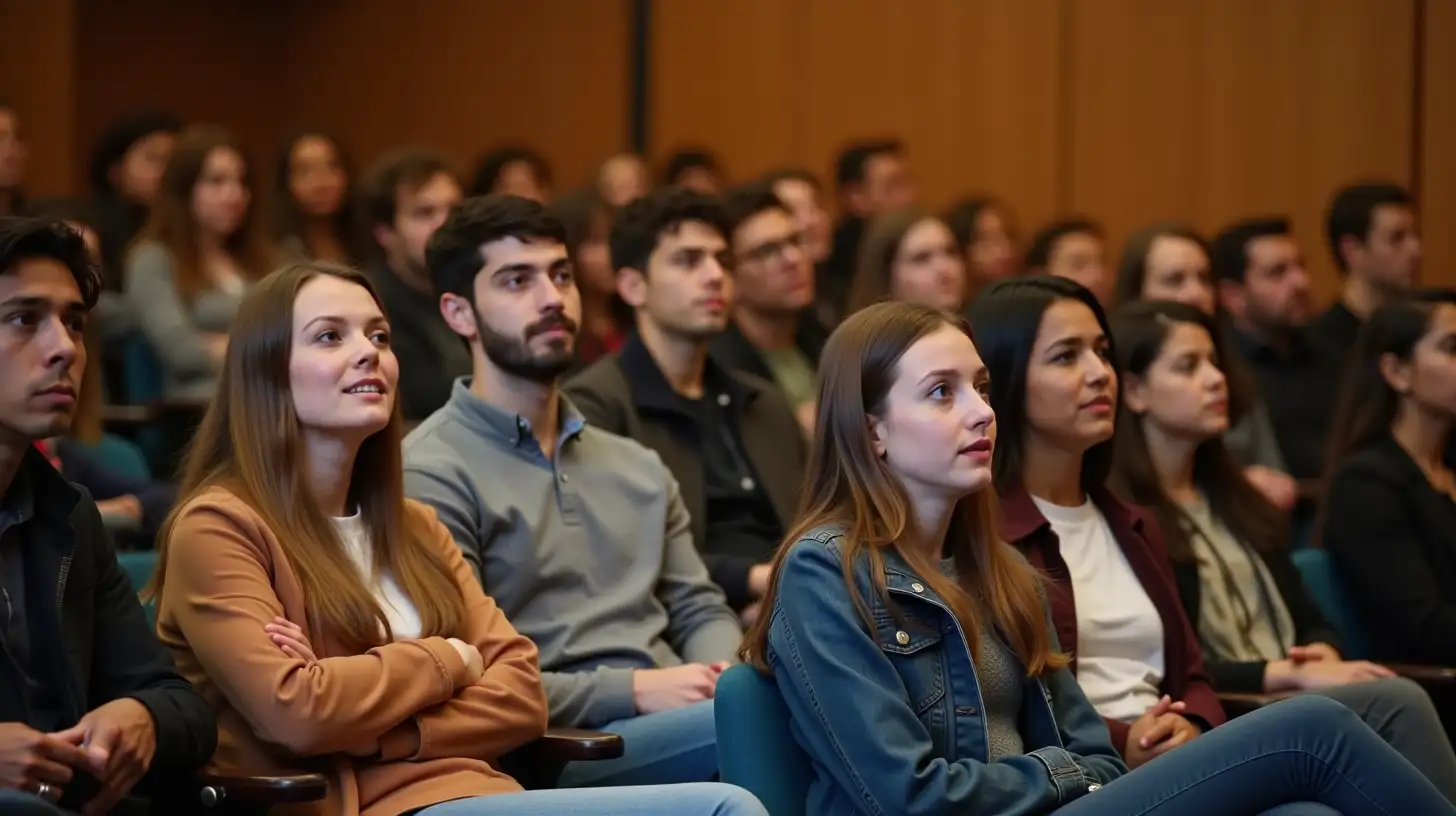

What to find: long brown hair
left=149, top=262, right=464, bottom=652
left=1108, top=300, right=1287, bottom=562
left=133, top=125, right=275, bottom=301
left=848, top=207, right=938, bottom=315
left=741, top=301, right=1067, bottom=674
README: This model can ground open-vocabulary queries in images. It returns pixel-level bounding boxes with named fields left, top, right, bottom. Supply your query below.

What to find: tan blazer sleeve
left=164, top=500, right=473, bottom=757
left=377, top=504, right=549, bottom=762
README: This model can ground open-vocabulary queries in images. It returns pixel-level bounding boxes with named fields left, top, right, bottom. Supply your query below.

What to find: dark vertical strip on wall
left=629, top=0, right=651, bottom=154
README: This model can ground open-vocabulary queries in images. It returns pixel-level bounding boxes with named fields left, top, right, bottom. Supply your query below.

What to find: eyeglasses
left=740, top=232, right=806, bottom=265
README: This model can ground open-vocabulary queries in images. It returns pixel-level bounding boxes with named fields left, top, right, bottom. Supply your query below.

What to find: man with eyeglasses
left=566, top=188, right=805, bottom=626
left=710, top=183, right=827, bottom=437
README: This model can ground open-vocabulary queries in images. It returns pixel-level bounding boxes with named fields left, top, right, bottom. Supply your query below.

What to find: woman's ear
left=1379, top=352, right=1413, bottom=396
left=1122, top=373, right=1149, bottom=416
left=866, top=414, right=888, bottom=459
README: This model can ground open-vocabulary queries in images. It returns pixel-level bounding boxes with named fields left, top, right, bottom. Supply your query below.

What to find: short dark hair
left=357, top=147, right=460, bottom=232
left=86, top=109, right=183, bottom=194
left=1209, top=217, right=1291, bottom=284
left=609, top=187, right=731, bottom=274
left=1325, top=182, right=1412, bottom=273
left=662, top=148, right=720, bottom=187
left=942, top=195, right=1001, bottom=252
left=425, top=194, right=567, bottom=302
left=0, top=217, right=103, bottom=308
left=834, top=140, right=903, bottom=192
left=762, top=168, right=820, bottom=191
left=468, top=146, right=553, bottom=197
left=1024, top=218, right=1102, bottom=272
left=722, top=182, right=788, bottom=236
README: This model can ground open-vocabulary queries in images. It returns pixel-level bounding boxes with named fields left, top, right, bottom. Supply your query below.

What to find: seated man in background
left=358, top=148, right=470, bottom=422
left=0, top=217, right=214, bottom=815
left=711, top=182, right=826, bottom=436
left=403, top=195, right=742, bottom=789
left=567, top=188, right=806, bottom=623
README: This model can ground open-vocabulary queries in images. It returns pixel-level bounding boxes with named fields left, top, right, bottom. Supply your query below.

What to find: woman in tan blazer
left=149, top=261, right=765, bottom=816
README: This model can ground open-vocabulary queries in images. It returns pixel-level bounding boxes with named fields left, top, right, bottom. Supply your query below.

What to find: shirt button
left=895, top=631, right=910, bottom=645
left=1087, top=784, right=1102, bottom=792
left=717, top=393, right=731, bottom=406
left=740, top=477, right=755, bottom=491
left=559, top=473, right=570, bottom=483
left=910, top=582, right=925, bottom=593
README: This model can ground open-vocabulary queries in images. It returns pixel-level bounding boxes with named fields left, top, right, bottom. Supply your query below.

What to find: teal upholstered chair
left=117, top=550, right=159, bottom=629
left=716, top=663, right=811, bottom=816
left=79, top=433, right=152, bottom=480
left=1290, top=548, right=1374, bottom=660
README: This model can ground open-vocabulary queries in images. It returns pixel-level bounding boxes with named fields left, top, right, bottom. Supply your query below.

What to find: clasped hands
left=0, top=697, right=157, bottom=815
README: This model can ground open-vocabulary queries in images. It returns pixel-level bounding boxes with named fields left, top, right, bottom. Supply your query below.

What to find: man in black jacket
left=0, top=217, right=215, bottom=814
left=565, top=189, right=806, bottom=623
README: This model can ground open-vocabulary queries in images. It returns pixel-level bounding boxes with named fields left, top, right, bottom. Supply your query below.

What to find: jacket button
left=910, top=582, right=925, bottom=593
left=895, top=631, right=910, bottom=645
left=1088, top=784, right=1101, bottom=792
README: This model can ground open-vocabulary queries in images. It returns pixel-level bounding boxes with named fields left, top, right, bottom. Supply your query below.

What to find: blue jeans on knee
left=556, top=699, right=717, bottom=788
left=1060, top=695, right=1456, bottom=815
left=412, top=782, right=766, bottom=816
left=0, top=790, right=67, bottom=816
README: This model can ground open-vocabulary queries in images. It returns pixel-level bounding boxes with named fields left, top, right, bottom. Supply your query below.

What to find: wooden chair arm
left=1383, top=663, right=1456, bottom=684
left=1218, top=691, right=1296, bottom=718
left=528, top=727, right=625, bottom=762
left=194, top=770, right=329, bottom=808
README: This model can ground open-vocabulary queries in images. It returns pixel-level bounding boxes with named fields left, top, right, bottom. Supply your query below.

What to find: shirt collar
left=446, top=377, right=586, bottom=449
left=618, top=330, right=756, bottom=416
left=996, top=480, right=1141, bottom=543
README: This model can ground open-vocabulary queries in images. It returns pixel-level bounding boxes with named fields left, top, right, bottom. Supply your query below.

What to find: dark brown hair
left=1109, top=300, right=1287, bottom=562
left=741, top=301, right=1067, bottom=674
left=847, top=208, right=957, bottom=315
left=150, top=262, right=465, bottom=652
left=133, top=125, right=275, bottom=300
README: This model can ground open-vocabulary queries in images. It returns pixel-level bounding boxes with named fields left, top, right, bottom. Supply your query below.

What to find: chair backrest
left=117, top=550, right=159, bottom=629
left=1291, top=548, right=1374, bottom=659
left=82, top=433, right=152, bottom=480
left=716, top=663, right=812, bottom=816
left=121, top=332, right=165, bottom=405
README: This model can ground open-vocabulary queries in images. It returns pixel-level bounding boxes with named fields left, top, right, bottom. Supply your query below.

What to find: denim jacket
left=766, top=526, right=1128, bottom=816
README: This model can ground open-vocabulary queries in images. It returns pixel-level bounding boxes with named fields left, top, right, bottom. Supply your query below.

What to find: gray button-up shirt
left=403, top=378, right=743, bottom=727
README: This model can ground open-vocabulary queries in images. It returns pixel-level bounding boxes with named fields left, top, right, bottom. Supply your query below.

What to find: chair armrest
left=1383, top=664, right=1456, bottom=684
left=1218, top=691, right=1295, bottom=718
left=530, top=727, right=625, bottom=762
left=194, top=770, right=329, bottom=807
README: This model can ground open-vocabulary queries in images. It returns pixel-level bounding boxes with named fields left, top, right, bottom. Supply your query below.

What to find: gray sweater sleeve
left=655, top=473, right=745, bottom=664
left=123, top=243, right=216, bottom=381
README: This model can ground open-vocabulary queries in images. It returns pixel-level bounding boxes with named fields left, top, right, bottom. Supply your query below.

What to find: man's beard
left=477, top=310, right=580, bottom=384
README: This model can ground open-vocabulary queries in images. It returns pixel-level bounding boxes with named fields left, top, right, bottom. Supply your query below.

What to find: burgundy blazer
left=998, top=482, right=1227, bottom=753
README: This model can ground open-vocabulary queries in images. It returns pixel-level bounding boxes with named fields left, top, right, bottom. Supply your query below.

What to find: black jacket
left=708, top=316, right=828, bottom=388
left=1323, top=435, right=1456, bottom=664
left=1170, top=542, right=1342, bottom=693
left=564, top=335, right=806, bottom=607
left=0, top=449, right=215, bottom=809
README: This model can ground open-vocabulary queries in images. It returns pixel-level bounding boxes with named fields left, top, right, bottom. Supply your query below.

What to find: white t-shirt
left=331, top=512, right=423, bottom=641
left=1032, top=496, right=1165, bottom=723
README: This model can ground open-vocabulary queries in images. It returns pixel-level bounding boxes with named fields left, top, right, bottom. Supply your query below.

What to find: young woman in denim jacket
left=740, top=299, right=1454, bottom=815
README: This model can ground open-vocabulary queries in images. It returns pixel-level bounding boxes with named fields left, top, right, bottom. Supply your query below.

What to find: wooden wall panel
left=648, top=0, right=799, bottom=184
left=285, top=0, right=631, bottom=193
left=74, top=0, right=289, bottom=188
left=800, top=0, right=1062, bottom=226
left=1068, top=0, right=1417, bottom=305
left=0, top=0, right=79, bottom=197
left=1421, top=0, right=1456, bottom=288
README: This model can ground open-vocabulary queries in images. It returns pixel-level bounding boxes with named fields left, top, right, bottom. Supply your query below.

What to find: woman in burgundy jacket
left=969, top=275, right=1225, bottom=769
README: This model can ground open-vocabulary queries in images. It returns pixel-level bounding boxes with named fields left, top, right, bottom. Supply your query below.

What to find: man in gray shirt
left=402, top=195, right=742, bottom=789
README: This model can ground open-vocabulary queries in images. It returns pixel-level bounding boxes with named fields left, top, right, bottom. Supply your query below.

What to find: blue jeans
left=1060, top=695, right=1456, bottom=815
left=556, top=699, right=717, bottom=788
left=0, top=790, right=66, bottom=815
left=413, top=782, right=765, bottom=816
